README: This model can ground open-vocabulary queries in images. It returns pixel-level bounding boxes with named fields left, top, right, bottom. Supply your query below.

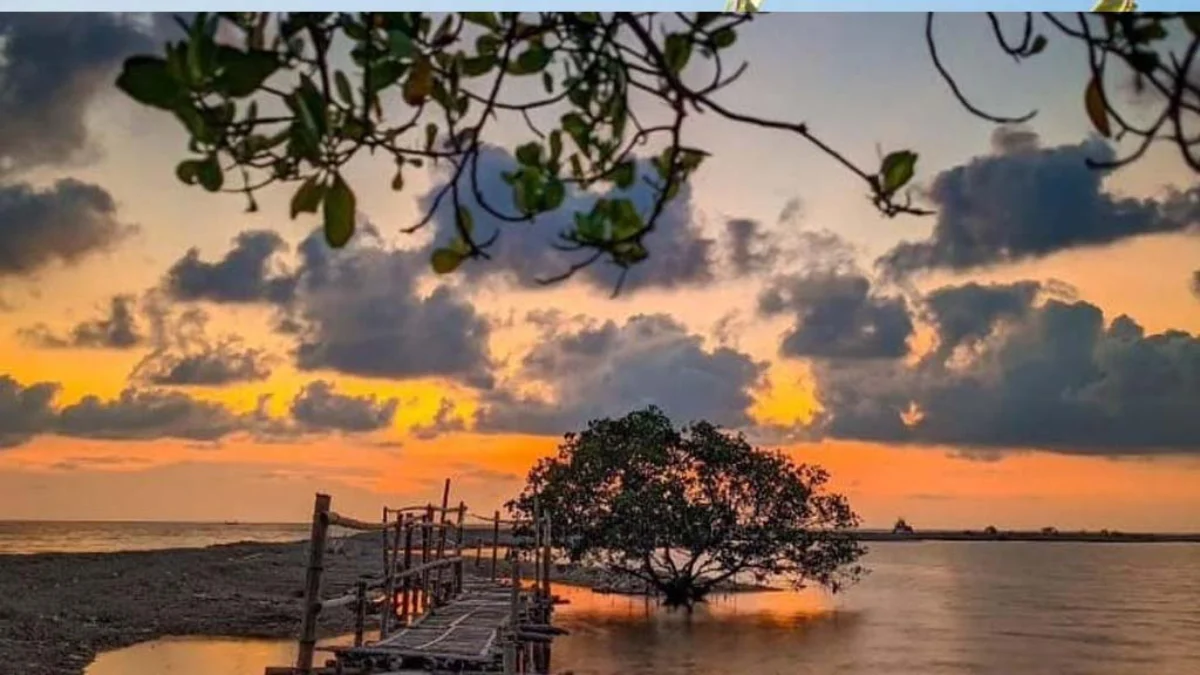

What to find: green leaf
left=516, top=142, right=543, bottom=167
left=323, top=174, right=356, bottom=248
left=561, top=113, right=588, bottom=149
left=425, top=123, right=438, bottom=152
left=611, top=160, right=635, bottom=189
left=879, top=150, right=918, bottom=195
left=1185, top=14, right=1200, bottom=38
left=462, top=54, right=496, bottom=77
left=175, top=159, right=204, bottom=185
left=476, top=34, right=501, bottom=55
left=388, top=29, right=414, bottom=58
left=456, top=205, right=475, bottom=235
left=195, top=155, right=223, bottom=192
left=116, top=56, right=186, bottom=110
left=391, top=166, right=405, bottom=191
left=1084, top=76, right=1111, bottom=138
left=403, top=57, right=434, bottom=106
left=549, top=131, right=563, bottom=164
left=664, top=34, right=692, bottom=74
left=1027, top=35, right=1047, bottom=56
left=215, top=47, right=278, bottom=97
left=543, top=177, right=566, bottom=210
left=431, top=247, right=465, bottom=274
left=462, top=12, right=501, bottom=31
left=370, top=60, right=408, bottom=93
left=512, top=45, right=551, bottom=75
left=712, top=28, right=737, bottom=50
left=334, top=70, right=355, bottom=106
left=542, top=71, right=554, bottom=94
left=290, top=177, right=326, bottom=218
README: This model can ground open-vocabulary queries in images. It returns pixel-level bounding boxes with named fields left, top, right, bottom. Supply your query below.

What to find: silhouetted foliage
left=508, top=407, right=866, bottom=607
left=115, top=12, right=1195, bottom=291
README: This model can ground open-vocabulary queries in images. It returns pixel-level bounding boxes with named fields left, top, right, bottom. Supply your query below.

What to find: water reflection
left=87, top=543, right=1200, bottom=675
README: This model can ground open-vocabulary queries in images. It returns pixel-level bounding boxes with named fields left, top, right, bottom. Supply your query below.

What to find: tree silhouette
left=507, top=407, right=866, bottom=608
left=115, top=12, right=1196, bottom=291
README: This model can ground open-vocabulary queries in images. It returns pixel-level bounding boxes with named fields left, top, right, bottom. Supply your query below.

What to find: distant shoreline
left=853, top=531, right=1200, bottom=543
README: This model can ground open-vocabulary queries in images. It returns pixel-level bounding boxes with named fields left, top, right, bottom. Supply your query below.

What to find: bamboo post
left=541, top=515, right=552, bottom=613
left=421, top=504, right=433, bottom=613
left=454, top=501, right=466, bottom=594
left=400, top=515, right=414, bottom=625
left=433, top=479, right=451, bottom=606
left=384, top=515, right=403, bottom=633
left=490, top=509, right=501, bottom=582
left=504, top=545, right=522, bottom=675
left=296, top=493, right=331, bottom=673
left=353, top=580, right=367, bottom=647
left=476, top=539, right=483, bottom=568
left=380, top=509, right=394, bottom=636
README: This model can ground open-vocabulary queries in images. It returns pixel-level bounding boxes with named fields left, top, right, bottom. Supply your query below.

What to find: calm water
left=0, top=520, right=311, bottom=554
left=83, top=541, right=1200, bottom=675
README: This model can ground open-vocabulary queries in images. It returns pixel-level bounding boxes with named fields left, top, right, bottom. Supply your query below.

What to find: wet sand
left=0, top=534, right=762, bottom=675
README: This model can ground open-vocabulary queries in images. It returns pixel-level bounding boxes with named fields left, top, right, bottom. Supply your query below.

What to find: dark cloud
left=759, top=271, right=913, bottom=360
left=475, top=313, right=765, bottom=435
left=134, top=342, right=272, bottom=386
left=1191, top=270, right=1200, bottom=298
left=411, top=398, right=467, bottom=440
left=878, top=128, right=1200, bottom=278
left=814, top=282, right=1200, bottom=455
left=725, top=218, right=781, bottom=276
left=0, top=14, right=153, bottom=173
left=55, top=388, right=246, bottom=442
left=0, top=376, right=59, bottom=447
left=0, top=179, right=135, bottom=277
left=19, top=294, right=143, bottom=349
left=164, top=230, right=296, bottom=304
left=289, top=380, right=398, bottom=433
left=289, top=230, right=495, bottom=387
left=418, top=145, right=715, bottom=293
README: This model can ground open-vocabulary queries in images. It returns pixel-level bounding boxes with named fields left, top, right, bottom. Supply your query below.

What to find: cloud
left=164, top=230, right=296, bottom=304
left=418, top=145, right=715, bottom=293
left=119, top=299, right=272, bottom=386
left=759, top=270, right=914, bottom=360
left=55, top=388, right=247, bottom=442
left=0, top=179, right=136, bottom=277
left=289, top=229, right=495, bottom=387
left=475, top=313, right=765, bottom=435
left=411, top=398, right=467, bottom=439
left=725, top=218, right=782, bottom=276
left=878, top=128, right=1200, bottom=278
left=813, top=282, right=1200, bottom=455
left=19, top=294, right=143, bottom=349
left=0, top=376, right=59, bottom=448
left=0, top=14, right=153, bottom=174
left=288, top=380, right=398, bottom=433
left=1192, top=270, right=1200, bottom=298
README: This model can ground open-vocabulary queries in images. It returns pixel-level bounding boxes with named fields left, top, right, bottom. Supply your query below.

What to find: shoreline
left=0, top=534, right=761, bottom=675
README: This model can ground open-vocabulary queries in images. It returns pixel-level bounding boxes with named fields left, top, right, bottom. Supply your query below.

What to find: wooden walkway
left=265, top=482, right=562, bottom=675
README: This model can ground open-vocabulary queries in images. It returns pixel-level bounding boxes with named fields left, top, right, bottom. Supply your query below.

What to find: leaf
left=542, top=71, right=554, bottom=94
left=712, top=28, right=737, bottom=50
left=215, top=47, right=278, bottom=97
left=462, top=54, right=496, bottom=77
left=195, top=155, right=223, bottom=192
left=516, top=142, right=542, bottom=167
left=334, top=70, right=355, bottom=106
left=611, top=160, right=635, bottom=189
left=543, top=177, right=566, bottom=210
left=391, top=166, right=405, bottom=191
left=290, top=176, right=326, bottom=218
left=403, top=57, right=434, bottom=106
left=1084, top=75, right=1111, bottom=138
left=116, top=56, right=185, bottom=110
left=431, top=247, right=465, bottom=274
left=462, top=12, right=501, bottom=31
left=1186, top=14, right=1200, bottom=38
left=1028, top=35, right=1047, bottom=56
left=175, top=159, right=204, bottom=185
left=561, top=113, right=588, bottom=149
left=513, top=45, right=551, bottom=75
left=549, top=131, right=563, bottom=164
left=456, top=205, right=475, bottom=235
left=388, top=29, right=414, bottom=58
left=323, top=174, right=356, bottom=248
left=664, top=34, right=692, bottom=74
left=425, top=123, right=438, bottom=152
left=879, top=150, right=917, bottom=196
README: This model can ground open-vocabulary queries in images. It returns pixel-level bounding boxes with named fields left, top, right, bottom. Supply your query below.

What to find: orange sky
left=1, top=14, right=1198, bottom=531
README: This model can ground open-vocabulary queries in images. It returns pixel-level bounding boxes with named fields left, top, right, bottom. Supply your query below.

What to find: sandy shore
left=0, top=534, right=765, bottom=675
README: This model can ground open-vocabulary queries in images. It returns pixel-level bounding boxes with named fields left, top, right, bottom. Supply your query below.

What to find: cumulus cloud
left=19, top=294, right=143, bottom=349
left=0, top=14, right=153, bottom=174
left=55, top=388, right=248, bottom=442
left=724, top=218, right=782, bottom=276
left=878, top=128, right=1200, bottom=278
left=475, top=313, right=765, bottom=435
left=289, top=380, right=398, bottom=433
left=813, top=282, right=1200, bottom=455
left=164, top=230, right=296, bottom=304
left=418, top=145, right=715, bottom=293
left=759, top=271, right=913, bottom=360
left=0, top=376, right=59, bottom=447
left=0, top=179, right=136, bottom=277
left=410, top=398, right=467, bottom=439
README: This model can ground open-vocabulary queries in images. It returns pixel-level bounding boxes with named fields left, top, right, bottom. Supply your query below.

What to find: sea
left=4, top=522, right=1198, bottom=675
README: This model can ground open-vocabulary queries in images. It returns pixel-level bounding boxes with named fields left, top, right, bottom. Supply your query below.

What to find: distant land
left=853, top=529, right=1200, bottom=543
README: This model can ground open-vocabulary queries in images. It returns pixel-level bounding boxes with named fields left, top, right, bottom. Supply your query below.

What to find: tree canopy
left=508, top=407, right=866, bottom=607
left=115, top=11, right=1197, bottom=292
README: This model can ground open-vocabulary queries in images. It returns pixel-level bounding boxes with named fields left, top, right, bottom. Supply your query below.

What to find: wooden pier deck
left=265, top=482, right=562, bottom=675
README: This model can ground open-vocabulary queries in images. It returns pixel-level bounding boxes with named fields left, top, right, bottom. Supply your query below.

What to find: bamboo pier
left=265, top=482, right=563, bottom=675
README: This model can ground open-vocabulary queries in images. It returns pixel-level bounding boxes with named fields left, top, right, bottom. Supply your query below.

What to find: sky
left=0, top=13, right=1198, bottom=531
